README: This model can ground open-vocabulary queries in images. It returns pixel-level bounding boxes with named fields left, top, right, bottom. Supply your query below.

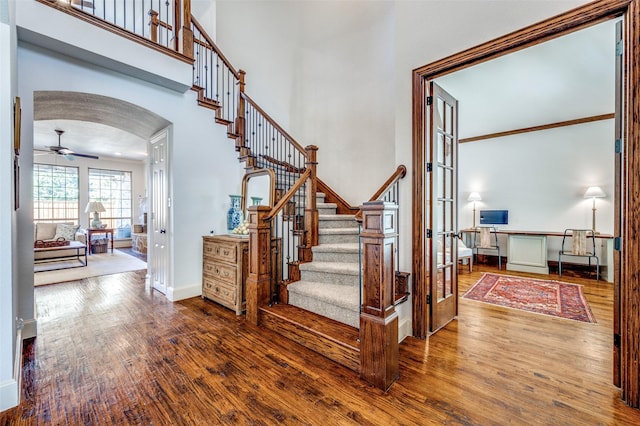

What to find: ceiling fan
left=45, top=129, right=99, bottom=160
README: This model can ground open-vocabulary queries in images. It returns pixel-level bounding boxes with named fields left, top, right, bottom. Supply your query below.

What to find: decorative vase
left=227, top=195, right=243, bottom=232
left=251, top=197, right=263, bottom=206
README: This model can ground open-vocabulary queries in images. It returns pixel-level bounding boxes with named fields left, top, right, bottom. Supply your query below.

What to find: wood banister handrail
left=241, top=93, right=307, bottom=155
left=264, top=169, right=312, bottom=222
left=191, top=15, right=241, bottom=79
left=355, top=165, right=407, bottom=221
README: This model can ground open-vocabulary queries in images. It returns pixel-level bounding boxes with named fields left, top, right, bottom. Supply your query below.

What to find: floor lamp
left=468, top=192, right=482, bottom=227
left=584, top=186, right=605, bottom=233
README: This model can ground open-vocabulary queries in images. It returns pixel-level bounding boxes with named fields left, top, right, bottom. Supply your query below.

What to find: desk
left=462, top=229, right=614, bottom=281
left=86, top=228, right=115, bottom=255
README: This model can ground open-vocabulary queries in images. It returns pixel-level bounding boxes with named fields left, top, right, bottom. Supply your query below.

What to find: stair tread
left=288, top=281, right=360, bottom=310
left=299, top=261, right=360, bottom=274
left=318, top=214, right=357, bottom=220
left=312, top=243, right=359, bottom=253
left=318, top=228, right=359, bottom=235
left=317, top=202, right=338, bottom=208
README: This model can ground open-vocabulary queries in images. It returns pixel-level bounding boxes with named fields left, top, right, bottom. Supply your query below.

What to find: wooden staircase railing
left=39, top=0, right=189, bottom=60
left=42, top=1, right=397, bottom=390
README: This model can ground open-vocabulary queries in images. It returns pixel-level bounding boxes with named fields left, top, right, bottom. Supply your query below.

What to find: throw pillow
left=54, top=223, right=79, bottom=241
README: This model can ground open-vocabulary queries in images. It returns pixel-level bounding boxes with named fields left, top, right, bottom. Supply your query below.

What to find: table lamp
left=468, top=192, right=482, bottom=227
left=85, top=201, right=106, bottom=228
left=584, top=186, right=605, bottom=233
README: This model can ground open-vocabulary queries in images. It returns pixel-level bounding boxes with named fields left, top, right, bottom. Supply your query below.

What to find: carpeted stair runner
left=287, top=193, right=361, bottom=328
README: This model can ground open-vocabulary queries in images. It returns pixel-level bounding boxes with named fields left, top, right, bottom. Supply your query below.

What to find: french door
left=427, top=82, right=459, bottom=333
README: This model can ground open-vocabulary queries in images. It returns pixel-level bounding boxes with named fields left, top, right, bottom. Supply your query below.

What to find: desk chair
left=559, top=229, right=599, bottom=280
left=472, top=226, right=501, bottom=270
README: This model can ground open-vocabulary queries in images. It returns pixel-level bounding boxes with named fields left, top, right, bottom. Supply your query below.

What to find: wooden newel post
left=149, top=10, right=159, bottom=43
left=359, top=201, right=399, bottom=391
left=305, top=145, right=319, bottom=250
left=235, top=70, right=247, bottom=151
left=181, top=0, right=194, bottom=58
left=246, top=205, right=272, bottom=325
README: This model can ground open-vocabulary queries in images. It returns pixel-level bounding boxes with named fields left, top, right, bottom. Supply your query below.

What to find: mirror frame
left=241, top=168, right=276, bottom=214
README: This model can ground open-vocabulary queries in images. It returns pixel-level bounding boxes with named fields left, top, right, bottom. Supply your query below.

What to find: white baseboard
left=398, top=319, right=411, bottom=343
left=166, top=283, right=202, bottom=302
left=0, top=328, right=22, bottom=412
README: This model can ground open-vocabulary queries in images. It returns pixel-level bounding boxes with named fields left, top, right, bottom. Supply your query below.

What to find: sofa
left=34, top=222, right=87, bottom=261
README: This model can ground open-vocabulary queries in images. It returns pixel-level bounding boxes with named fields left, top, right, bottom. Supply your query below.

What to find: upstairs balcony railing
left=39, top=0, right=186, bottom=56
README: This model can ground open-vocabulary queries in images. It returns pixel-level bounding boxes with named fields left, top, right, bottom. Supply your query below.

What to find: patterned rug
left=462, top=273, right=596, bottom=323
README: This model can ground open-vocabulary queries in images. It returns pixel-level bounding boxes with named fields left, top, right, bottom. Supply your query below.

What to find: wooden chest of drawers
left=202, top=235, right=248, bottom=315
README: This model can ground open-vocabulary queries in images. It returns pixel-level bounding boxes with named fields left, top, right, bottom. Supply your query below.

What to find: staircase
left=287, top=193, right=361, bottom=328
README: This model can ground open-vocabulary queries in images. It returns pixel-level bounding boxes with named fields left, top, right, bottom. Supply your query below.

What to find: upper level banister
left=241, top=92, right=307, bottom=155
left=264, top=169, right=312, bottom=222
left=191, top=15, right=241, bottom=79
left=36, top=0, right=192, bottom=63
left=355, top=165, right=407, bottom=221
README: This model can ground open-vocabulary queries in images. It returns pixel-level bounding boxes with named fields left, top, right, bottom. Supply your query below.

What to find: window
left=33, top=164, right=79, bottom=223
left=88, top=168, right=132, bottom=231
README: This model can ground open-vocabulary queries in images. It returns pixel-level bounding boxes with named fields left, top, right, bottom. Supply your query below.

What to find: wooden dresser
left=202, top=235, right=248, bottom=315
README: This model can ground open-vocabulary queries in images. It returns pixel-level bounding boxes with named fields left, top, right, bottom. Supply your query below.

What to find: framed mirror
left=242, top=168, right=275, bottom=215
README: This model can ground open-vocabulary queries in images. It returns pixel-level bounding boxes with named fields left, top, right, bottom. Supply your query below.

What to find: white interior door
left=148, top=129, right=170, bottom=294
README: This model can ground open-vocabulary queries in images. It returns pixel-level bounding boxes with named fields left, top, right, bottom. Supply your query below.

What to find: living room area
left=32, top=118, right=149, bottom=286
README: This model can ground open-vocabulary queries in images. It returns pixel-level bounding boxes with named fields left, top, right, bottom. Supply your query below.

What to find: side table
left=86, top=228, right=115, bottom=255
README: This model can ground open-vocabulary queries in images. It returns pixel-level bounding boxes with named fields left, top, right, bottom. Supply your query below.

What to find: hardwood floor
left=2, top=266, right=640, bottom=425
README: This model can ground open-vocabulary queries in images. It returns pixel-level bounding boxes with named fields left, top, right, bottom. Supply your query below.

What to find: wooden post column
left=246, top=205, right=272, bottom=325
left=304, top=145, right=319, bottom=254
left=235, top=71, right=247, bottom=152
left=181, top=0, right=194, bottom=58
left=359, top=201, right=399, bottom=391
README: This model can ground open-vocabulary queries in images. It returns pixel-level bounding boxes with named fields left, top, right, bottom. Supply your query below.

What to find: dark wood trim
left=240, top=93, right=307, bottom=154
left=246, top=206, right=272, bottom=326
left=355, top=165, right=407, bottom=222
left=35, top=0, right=193, bottom=64
left=412, top=0, right=630, bottom=78
left=316, top=178, right=360, bottom=215
left=191, top=16, right=241, bottom=78
left=459, top=113, right=615, bottom=143
left=622, top=0, right=640, bottom=406
left=304, top=146, right=319, bottom=248
left=412, top=0, right=640, bottom=407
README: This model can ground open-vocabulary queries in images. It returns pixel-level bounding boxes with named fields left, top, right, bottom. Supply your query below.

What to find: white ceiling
left=34, top=119, right=147, bottom=161
left=436, top=19, right=617, bottom=139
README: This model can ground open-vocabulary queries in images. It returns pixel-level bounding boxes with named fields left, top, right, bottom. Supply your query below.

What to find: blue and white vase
left=227, top=194, right=243, bottom=232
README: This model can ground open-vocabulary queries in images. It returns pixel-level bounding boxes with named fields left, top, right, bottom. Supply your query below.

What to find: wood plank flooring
left=2, top=266, right=640, bottom=425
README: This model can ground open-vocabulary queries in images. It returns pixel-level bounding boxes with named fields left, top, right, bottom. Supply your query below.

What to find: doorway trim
left=411, top=0, right=640, bottom=407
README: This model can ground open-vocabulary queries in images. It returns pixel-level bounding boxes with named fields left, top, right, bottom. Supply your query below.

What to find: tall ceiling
left=31, top=18, right=617, bottom=161
left=436, top=19, right=617, bottom=139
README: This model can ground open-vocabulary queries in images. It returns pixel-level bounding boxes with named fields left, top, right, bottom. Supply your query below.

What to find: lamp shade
left=584, top=186, right=606, bottom=198
left=85, top=201, right=106, bottom=213
left=467, top=192, right=482, bottom=202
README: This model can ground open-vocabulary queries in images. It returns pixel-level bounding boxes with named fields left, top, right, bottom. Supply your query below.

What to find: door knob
left=160, top=229, right=166, bottom=234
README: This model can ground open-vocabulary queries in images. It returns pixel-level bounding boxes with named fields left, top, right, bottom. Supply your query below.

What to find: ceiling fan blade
left=69, top=152, right=99, bottom=160
left=64, top=154, right=76, bottom=161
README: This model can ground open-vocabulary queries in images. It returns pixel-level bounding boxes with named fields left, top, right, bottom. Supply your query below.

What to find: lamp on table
left=85, top=201, right=106, bottom=228
left=584, top=186, right=605, bottom=233
left=468, top=192, right=482, bottom=227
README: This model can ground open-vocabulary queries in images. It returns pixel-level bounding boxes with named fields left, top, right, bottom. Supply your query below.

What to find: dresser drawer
left=203, top=277, right=236, bottom=304
left=203, top=240, right=237, bottom=263
left=202, top=261, right=237, bottom=284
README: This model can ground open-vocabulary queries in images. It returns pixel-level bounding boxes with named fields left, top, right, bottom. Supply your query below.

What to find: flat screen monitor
left=479, top=210, right=508, bottom=225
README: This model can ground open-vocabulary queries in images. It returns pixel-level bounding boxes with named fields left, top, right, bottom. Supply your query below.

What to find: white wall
left=216, top=1, right=396, bottom=205
left=0, top=0, right=19, bottom=412
left=33, top=154, right=147, bottom=232
left=17, top=40, right=246, bottom=322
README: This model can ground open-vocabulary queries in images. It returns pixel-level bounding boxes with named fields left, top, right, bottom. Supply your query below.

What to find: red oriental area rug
left=462, top=273, right=596, bottom=323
